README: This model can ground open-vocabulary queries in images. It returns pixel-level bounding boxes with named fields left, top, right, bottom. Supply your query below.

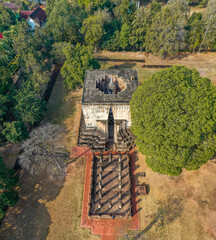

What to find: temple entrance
left=108, top=108, right=114, bottom=141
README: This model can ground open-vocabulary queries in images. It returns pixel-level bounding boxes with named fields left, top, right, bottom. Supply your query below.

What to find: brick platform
left=80, top=148, right=139, bottom=240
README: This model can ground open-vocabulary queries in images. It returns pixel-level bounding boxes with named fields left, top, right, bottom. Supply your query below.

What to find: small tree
left=0, top=157, right=19, bottom=219
left=81, top=9, right=111, bottom=51
left=13, top=83, right=46, bottom=125
left=2, top=121, right=29, bottom=143
left=130, top=66, right=216, bottom=176
left=119, top=23, right=131, bottom=51
left=19, top=124, right=69, bottom=180
left=61, top=43, right=100, bottom=89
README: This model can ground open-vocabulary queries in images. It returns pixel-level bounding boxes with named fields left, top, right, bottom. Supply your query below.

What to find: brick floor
left=80, top=147, right=139, bottom=240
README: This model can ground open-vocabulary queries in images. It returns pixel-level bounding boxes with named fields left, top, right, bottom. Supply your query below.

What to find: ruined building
left=78, top=69, right=138, bottom=151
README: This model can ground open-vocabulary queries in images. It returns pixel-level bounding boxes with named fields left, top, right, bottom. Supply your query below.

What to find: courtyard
left=1, top=52, right=216, bottom=240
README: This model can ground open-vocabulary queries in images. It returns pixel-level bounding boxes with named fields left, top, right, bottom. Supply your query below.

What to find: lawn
left=123, top=153, right=216, bottom=240
left=99, top=60, right=160, bottom=84
left=0, top=74, right=98, bottom=240
left=97, top=51, right=216, bottom=85
left=1, top=51, right=216, bottom=240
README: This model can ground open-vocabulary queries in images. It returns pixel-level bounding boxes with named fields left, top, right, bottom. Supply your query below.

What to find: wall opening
left=108, top=108, right=114, bottom=141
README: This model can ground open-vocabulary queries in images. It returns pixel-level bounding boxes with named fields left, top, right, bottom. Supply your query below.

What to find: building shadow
left=109, top=63, right=136, bottom=69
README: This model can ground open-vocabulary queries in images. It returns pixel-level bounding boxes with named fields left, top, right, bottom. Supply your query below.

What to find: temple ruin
left=89, top=152, right=132, bottom=219
left=78, top=69, right=138, bottom=151
left=79, top=69, right=138, bottom=219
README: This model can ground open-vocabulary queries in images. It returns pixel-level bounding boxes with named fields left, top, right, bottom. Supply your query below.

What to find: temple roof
left=82, top=69, right=138, bottom=104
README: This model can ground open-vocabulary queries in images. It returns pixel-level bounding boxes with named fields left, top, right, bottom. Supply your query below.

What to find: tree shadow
left=132, top=195, right=184, bottom=239
left=0, top=169, right=67, bottom=240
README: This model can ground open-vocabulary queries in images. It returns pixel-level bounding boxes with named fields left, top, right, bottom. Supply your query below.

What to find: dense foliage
left=130, top=66, right=216, bottom=176
left=2, top=121, right=29, bottom=143
left=0, top=157, right=19, bottom=219
left=0, top=5, right=16, bottom=32
left=61, top=43, right=100, bottom=88
left=0, top=20, right=51, bottom=144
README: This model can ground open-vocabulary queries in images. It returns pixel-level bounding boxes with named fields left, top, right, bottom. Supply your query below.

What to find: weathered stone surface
left=82, top=69, right=138, bottom=104
left=79, top=69, right=138, bottom=150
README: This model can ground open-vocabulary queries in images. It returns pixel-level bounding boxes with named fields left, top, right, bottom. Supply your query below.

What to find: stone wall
left=82, top=104, right=131, bottom=128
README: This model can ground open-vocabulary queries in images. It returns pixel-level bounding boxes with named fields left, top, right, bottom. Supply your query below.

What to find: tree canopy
left=46, top=0, right=85, bottom=43
left=0, top=5, right=16, bottom=32
left=13, top=83, right=46, bottom=125
left=130, top=66, right=216, bottom=176
left=0, top=156, right=19, bottom=219
left=61, top=43, right=100, bottom=89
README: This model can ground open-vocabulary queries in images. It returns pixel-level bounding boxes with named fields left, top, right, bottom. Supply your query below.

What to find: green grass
left=43, top=76, right=76, bottom=125
left=137, top=68, right=160, bottom=84
left=99, top=60, right=160, bottom=84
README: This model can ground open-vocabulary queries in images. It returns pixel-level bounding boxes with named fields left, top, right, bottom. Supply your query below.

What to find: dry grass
left=0, top=74, right=95, bottom=240
left=120, top=153, right=216, bottom=240
left=45, top=157, right=99, bottom=240
left=42, top=75, right=82, bottom=150
left=97, top=52, right=216, bottom=85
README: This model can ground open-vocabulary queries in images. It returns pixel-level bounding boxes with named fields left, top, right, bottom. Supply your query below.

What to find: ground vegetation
left=130, top=65, right=216, bottom=175
left=0, top=156, right=19, bottom=219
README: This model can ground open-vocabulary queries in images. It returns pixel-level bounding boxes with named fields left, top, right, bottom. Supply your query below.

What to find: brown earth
left=1, top=53, right=216, bottom=240
left=0, top=74, right=93, bottom=240
left=96, top=51, right=216, bottom=85
left=121, top=153, right=216, bottom=240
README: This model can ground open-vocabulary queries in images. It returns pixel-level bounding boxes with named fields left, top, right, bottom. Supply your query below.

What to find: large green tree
left=185, top=13, right=204, bottom=52
left=0, top=67, right=13, bottom=95
left=46, top=0, right=85, bottom=43
left=0, top=156, right=19, bottom=219
left=145, top=0, right=189, bottom=57
left=81, top=9, right=111, bottom=51
left=113, top=0, right=136, bottom=24
left=61, top=43, right=100, bottom=89
left=130, top=66, right=216, bottom=176
left=2, top=121, right=29, bottom=143
left=201, top=0, right=216, bottom=51
left=130, top=3, right=161, bottom=51
left=0, top=5, right=16, bottom=32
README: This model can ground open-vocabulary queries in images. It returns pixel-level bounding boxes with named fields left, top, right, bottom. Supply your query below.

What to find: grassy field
left=0, top=74, right=98, bottom=240
left=97, top=51, right=216, bottom=85
left=1, top=52, right=216, bottom=240
left=119, top=153, right=216, bottom=240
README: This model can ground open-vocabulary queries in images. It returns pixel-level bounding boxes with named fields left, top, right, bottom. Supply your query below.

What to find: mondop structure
left=79, top=69, right=138, bottom=151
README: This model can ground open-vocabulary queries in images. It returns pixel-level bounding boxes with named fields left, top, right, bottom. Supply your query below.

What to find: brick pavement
left=79, top=147, right=139, bottom=240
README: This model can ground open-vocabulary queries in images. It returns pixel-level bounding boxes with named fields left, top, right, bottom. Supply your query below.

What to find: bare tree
left=19, top=123, right=70, bottom=180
